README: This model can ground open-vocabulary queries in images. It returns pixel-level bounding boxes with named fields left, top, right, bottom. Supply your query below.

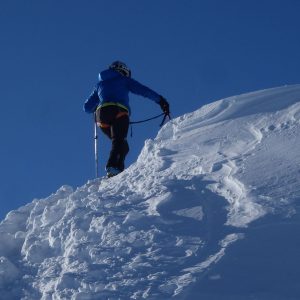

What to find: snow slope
left=1, top=85, right=300, bottom=300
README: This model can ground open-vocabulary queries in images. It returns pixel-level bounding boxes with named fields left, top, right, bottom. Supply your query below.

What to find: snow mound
left=1, top=85, right=300, bottom=299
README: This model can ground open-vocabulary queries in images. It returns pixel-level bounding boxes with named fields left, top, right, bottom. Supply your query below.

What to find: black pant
left=96, top=105, right=129, bottom=171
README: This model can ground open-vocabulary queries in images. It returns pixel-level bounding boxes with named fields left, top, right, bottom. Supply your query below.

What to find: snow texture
left=1, top=85, right=300, bottom=299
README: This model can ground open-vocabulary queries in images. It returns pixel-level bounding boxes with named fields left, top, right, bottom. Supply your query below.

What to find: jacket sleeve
left=83, top=88, right=100, bottom=113
left=127, top=78, right=161, bottom=103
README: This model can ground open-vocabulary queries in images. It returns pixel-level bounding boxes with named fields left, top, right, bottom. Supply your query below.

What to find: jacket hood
left=99, top=69, right=123, bottom=81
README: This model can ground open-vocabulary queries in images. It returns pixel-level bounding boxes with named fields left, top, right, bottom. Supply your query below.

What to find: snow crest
left=1, top=85, right=300, bottom=299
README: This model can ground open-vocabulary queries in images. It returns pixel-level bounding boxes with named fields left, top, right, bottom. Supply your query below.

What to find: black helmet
left=109, top=61, right=131, bottom=77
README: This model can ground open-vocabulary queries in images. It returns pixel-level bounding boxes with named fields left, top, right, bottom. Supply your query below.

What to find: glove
left=159, top=96, right=170, bottom=115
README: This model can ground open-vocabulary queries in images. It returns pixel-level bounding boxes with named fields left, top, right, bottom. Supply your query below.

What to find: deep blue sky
left=1, top=0, right=300, bottom=219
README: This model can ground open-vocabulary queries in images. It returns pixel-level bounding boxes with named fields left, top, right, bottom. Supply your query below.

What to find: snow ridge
left=1, top=85, right=300, bottom=299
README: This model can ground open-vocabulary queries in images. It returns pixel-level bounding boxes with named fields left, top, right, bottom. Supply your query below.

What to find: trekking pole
left=94, top=113, right=99, bottom=178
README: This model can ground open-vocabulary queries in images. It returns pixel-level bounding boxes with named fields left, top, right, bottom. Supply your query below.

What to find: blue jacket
left=84, top=69, right=161, bottom=114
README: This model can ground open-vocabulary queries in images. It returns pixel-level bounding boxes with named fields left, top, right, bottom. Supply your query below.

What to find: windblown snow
left=1, top=85, right=300, bottom=300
